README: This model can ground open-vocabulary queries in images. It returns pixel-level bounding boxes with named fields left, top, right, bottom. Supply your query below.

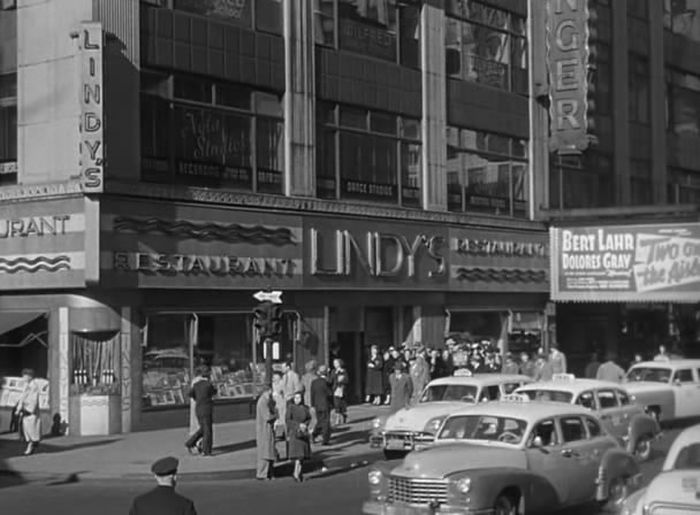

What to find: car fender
left=596, top=448, right=641, bottom=501
left=627, top=413, right=660, bottom=451
left=629, top=389, right=675, bottom=421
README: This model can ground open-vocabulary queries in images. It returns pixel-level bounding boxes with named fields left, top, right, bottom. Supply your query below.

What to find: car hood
left=624, top=382, right=672, bottom=395
left=643, top=470, right=700, bottom=507
left=391, top=442, right=526, bottom=478
left=384, top=402, right=471, bottom=432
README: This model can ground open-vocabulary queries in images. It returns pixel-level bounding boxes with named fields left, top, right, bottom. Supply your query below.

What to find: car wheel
left=634, top=435, right=652, bottom=462
left=383, top=450, right=406, bottom=460
left=493, top=493, right=518, bottom=515
left=602, top=476, right=629, bottom=512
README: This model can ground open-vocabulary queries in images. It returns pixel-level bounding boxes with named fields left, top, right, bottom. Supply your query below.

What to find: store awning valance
left=0, top=312, right=46, bottom=337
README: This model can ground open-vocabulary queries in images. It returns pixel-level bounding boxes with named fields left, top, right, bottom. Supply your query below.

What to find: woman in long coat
left=364, top=345, right=384, bottom=405
left=286, top=391, right=312, bottom=482
left=255, top=386, right=278, bottom=480
left=15, top=368, right=41, bottom=455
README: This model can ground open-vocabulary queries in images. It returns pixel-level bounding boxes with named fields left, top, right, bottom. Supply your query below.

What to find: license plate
left=386, top=438, right=409, bottom=450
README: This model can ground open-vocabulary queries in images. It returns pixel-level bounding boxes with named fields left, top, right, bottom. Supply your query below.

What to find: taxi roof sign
left=501, top=393, right=530, bottom=403
left=453, top=368, right=473, bottom=377
left=552, top=373, right=576, bottom=382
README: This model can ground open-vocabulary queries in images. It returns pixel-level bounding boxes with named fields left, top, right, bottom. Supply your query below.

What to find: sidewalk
left=0, top=405, right=387, bottom=483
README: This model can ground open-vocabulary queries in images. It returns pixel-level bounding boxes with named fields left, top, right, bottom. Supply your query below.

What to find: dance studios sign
left=550, top=223, right=700, bottom=302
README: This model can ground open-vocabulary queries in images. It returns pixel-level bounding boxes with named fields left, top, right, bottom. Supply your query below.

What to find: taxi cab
left=620, top=423, right=700, bottom=515
left=625, top=359, right=700, bottom=423
left=364, top=396, right=641, bottom=515
left=369, top=370, right=532, bottom=458
left=515, top=374, right=661, bottom=461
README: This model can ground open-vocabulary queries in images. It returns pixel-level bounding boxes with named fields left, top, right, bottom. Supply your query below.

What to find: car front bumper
left=363, top=501, right=495, bottom=515
left=369, top=431, right=435, bottom=451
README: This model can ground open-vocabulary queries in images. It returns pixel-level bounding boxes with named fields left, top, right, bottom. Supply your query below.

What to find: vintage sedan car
left=515, top=374, right=661, bottom=460
left=625, top=359, right=700, bottom=423
left=369, top=371, right=533, bottom=458
left=363, top=398, right=641, bottom=515
left=620, top=423, right=700, bottom=515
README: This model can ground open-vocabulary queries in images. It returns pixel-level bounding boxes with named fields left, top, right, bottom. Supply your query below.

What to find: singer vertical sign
left=547, top=0, right=590, bottom=154
left=79, top=22, right=104, bottom=192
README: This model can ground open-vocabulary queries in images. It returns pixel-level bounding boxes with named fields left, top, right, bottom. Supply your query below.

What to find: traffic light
left=269, top=305, right=283, bottom=337
left=253, top=301, right=272, bottom=334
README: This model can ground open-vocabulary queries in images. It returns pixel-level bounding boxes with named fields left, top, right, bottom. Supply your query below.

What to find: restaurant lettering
left=456, top=238, right=548, bottom=258
left=547, top=0, right=590, bottom=154
left=79, top=22, right=104, bottom=192
left=0, top=215, right=70, bottom=239
left=310, top=229, right=445, bottom=279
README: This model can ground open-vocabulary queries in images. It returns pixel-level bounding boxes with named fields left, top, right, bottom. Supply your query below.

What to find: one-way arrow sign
left=253, top=290, right=283, bottom=304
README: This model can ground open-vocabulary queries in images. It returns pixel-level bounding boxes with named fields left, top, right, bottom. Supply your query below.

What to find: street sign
left=253, top=290, right=283, bottom=304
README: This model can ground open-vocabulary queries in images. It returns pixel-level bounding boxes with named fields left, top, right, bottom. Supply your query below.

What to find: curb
left=0, top=449, right=383, bottom=484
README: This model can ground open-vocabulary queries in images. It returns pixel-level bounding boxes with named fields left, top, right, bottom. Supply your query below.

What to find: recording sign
left=546, top=0, right=591, bottom=154
left=78, top=22, right=104, bottom=192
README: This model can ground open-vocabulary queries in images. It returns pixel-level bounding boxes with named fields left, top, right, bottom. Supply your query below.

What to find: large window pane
left=317, top=128, right=337, bottom=199
left=340, top=132, right=398, bottom=202
left=174, top=0, right=252, bottom=27
left=338, top=0, right=398, bottom=62
left=315, top=0, right=336, bottom=45
left=401, top=141, right=421, bottom=207
left=256, top=117, right=284, bottom=194
left=256, top=0, right=283, bottom=34
left=664, top=0, right=700, bottom=41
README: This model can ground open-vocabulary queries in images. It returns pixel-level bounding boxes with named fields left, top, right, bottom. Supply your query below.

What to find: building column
left=283, top=0, right=316, bottom=197
left=120, top=306, right=133, bottom=432
left=648, top=0, right=667, bottom=203
left=420, top=1, right=447, bottom=211
left=529, top=0, right=549, bottom=217
left=58, top=307, right=70, bottom=432
left=611, top=0, right=630, bottom=205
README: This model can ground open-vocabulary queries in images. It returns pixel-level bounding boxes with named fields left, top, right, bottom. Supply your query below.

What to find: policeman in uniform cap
left=129, top=457, right=197, bottom=515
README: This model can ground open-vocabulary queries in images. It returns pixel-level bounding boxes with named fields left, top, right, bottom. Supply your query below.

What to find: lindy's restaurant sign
left=551, top=223, right=700, bottom=302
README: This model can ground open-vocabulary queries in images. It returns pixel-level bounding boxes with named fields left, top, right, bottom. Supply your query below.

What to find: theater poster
left=550, top=223, right=700, bottom=302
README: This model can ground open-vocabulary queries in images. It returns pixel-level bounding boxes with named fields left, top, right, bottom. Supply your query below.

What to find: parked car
left=620, top=423, right=700, bottom=515
left=515, top=374, right=661, bottom=460
left=363, top=396, right=641, bottom=515
left=369, top=371, right=533, bottom=458
left=625, top=359, right=700, bottom=423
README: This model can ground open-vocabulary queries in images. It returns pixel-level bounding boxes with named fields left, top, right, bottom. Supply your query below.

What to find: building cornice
left=544, top=204, right=700, bottom=225
left=104, top=181, right=548, bottom=233
left=0, top=180, right=84, bottom=203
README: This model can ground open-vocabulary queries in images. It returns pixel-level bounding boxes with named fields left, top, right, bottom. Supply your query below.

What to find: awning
left=0, top=312, right=46, bottom=337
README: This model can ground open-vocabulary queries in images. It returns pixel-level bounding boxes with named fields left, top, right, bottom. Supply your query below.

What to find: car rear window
left=420, top=384, right=478, bottom=403
left=520, top=389, right=572, bottom=403
left=674, top=443, right=700, bottom=470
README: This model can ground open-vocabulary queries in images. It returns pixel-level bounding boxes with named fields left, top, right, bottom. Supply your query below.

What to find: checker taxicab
left=515, top=374, right=661, bottom=461
left=364, top=395, right=641, bottom=515
left=369, top=370, right=533, bottom=458
left=620, top=423, right=700, bottom=515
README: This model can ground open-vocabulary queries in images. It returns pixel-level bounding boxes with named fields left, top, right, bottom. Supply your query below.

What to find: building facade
left=545, top=0, right=700, bottom=375
left=0, top=0, right=553, bottom=434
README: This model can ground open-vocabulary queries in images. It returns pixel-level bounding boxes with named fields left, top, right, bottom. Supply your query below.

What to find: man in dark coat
left=389, top=362, right=413, bottom=414
left=185, top=366, right=217, bottom=456
left=129, top=457, right=197, bottom=515
left=310, top=364, right=333, bottom=445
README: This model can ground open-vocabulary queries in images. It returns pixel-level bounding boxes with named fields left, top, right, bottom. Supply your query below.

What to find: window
left=140, top=71, right=284, bottom=194
left=480, top=384, right=500, bottom=401
left=521, top=389, right=573, bottom=403
left=630, top=159, right=652, bottom=205
left=549, top=152, right=614, bottom=209
left=629, top=54, right=650, bottom=125
left=673, top=369, right=694, bottom=383
left=0, top=72, right=16, bottom=185
left=529, top=419, right=558, bottom=447
left=584, top=417, right=602, bottom=438
left=664, top=0, right=700, bottom=43
left=447, top=127, right=529, bottom=217
left=576, top=391, right=596, bottom=410
left=617, top=390, right=630, bottom=406
left=445, top=0, right=528, bottom=94
left=314, top=0, right=420, bottom=68
left=628, top=0, right=648, bottom=19
left=168, top=0, right=283, bottom=34
left=667, top=69, right=700, bottom=136
left=668, top=168, right=700, bottom=204
left=597, top=389, right=619, bottom=409
left=675, top=443, right=700, bottom=469
left=317, top=103, right=422, bottom=206
left=560, top=417, right=586, bottom=442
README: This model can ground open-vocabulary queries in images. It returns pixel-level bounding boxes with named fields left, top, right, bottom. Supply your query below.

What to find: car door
left=596, top=388, right=626, bottom=439
left=525, top=418, right=586, bottom=507
left=672, top=368, right=700, bottom=418
left=558, top=415, right=603, bottom=504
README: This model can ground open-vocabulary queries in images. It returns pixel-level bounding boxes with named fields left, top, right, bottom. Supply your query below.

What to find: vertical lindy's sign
left=79, top=22, right=104, bottom=192
left=547, top=0, right=590, bottom=154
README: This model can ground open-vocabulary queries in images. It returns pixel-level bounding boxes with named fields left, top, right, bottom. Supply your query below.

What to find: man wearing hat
left=129, top=457, right=197, bottom=515
left=388, top=362, right=413, bottom=414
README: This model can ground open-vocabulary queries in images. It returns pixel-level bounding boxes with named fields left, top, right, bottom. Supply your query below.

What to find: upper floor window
left=628, top=54, right=650, bottom=125
left=446, top=127, right=528, bottom=217
left=627, top=0, right=649, bottom=20
left=668, top=167, right=700, bottom=204
left=445, top=0, right=528, bottom=94
left=667, top=68, right=700, bottom=135
left=664, top=0, right=700, bottom=42
left=141, top=71, right=284, bottom=194
left=630, top=158, right=652, bottom=205
left=316, top=102, right=422, bottom=206
left=549, top=152, right=613, bottom=209
left=314, top=0, right=420, bottom=68
left=0, top=72, right=17, bottom=185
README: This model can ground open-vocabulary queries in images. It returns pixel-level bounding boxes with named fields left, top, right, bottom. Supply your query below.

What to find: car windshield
left=674, top=443, right=700, bottom=470
left=519, top=389, right=573, bottom=403
left=626, top=367, right=672, bottom=383
left=420, top=384, right=479, bottom=403
left=437, top=415, right=528, bottom=445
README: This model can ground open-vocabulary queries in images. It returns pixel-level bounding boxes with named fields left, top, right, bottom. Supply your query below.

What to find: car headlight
left=368, top=469, right=383, bottom=486
left=456, top=477, right=471, bottom=494
left=620, top=488, right=645, bottom=515
left=424, top=416, right=445, bottom=434
left=372, top=417, right=386, bottom=430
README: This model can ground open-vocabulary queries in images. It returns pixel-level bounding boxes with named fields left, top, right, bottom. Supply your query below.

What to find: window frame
left=596, top=388, right=620, bottom=410
left=559, top=416, right=587, bottom=443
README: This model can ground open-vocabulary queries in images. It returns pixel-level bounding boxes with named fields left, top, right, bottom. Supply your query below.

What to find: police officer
left=129, top=457, right=197, bottom=515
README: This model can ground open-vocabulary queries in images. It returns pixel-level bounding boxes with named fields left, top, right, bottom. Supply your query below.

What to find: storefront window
left=316, top=103, right=422, bottom=206
left=664, top=0, right=700, bottom=42
left=446, top=126, right=529, bottom=217
left=667, top=68, right=700, bottom=135
left=140, top=71, right=284, bottom=194
left=70, top=331, right=121, bottom=395
left=668, top=167, right=700, bottom=204
left=314, top=0, right=420, bottom=68
left=445, top=0, right=528, bottom=95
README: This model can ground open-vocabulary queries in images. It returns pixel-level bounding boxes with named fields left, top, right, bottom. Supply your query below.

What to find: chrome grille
left=648, top=503, right=700, bottom=515
left=388, top=476, right=448, bottom=505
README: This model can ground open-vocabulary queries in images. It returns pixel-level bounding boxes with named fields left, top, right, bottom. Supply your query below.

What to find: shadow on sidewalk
left=213, top=439, right=256, bottom=455
left=0, top=437, right=119, bottom=459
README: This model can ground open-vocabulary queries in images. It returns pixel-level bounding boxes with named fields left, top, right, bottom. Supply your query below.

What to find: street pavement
left=0, top=426, right=684, bottom=515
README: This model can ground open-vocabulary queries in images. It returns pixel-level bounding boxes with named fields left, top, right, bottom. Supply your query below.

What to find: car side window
left=674, top=369, right=694, bottom=383
left=482, top=385, right=500, bottom=401
left=584, top=416, right=602, bottom=438
left=616, top=390, right=630, bottom=406
left=597, top=389, right=618, bottom=409
left=502, top=382, right=519, bottom=395
left=560, top=417, right=586, bottom=443
left=529, top=419, right=559, bottom=447
left=576, top=391, right=596, bottom=410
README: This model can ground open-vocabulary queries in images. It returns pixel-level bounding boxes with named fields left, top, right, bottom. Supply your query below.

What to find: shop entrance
left=335, top=331, right=362, bottom=403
